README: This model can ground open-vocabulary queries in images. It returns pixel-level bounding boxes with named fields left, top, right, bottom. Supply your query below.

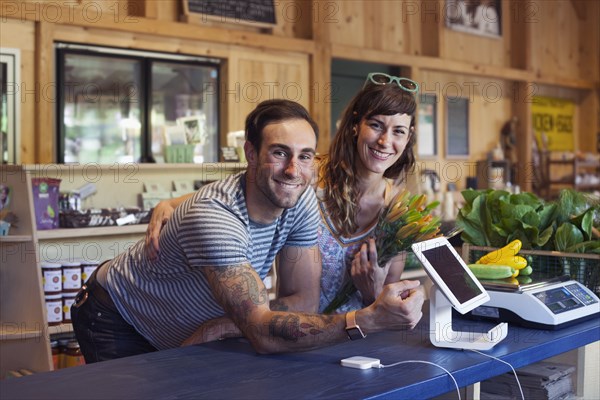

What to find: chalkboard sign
left=183, top=0, right=276, bottom=26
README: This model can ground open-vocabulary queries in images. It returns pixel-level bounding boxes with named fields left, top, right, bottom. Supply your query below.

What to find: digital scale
left=469, top=275, right=600, bottom=330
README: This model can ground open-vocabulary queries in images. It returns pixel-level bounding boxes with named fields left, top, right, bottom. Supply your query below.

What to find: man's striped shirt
left=105, top=172, right=319, bottom=349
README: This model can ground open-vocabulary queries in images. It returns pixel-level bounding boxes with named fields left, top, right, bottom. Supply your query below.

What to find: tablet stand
left=429, top=286, right=508, bottom=351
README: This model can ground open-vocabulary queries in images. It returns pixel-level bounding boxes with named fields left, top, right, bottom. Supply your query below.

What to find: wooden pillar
left=311, top=3, right=332, bottom=155
left=512, top=81, right=533, bottom=193
left=35, top=20, right=55, bottom=163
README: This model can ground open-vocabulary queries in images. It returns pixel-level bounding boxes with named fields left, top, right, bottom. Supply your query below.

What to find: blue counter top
left=1, top=310, right=598, bottom=399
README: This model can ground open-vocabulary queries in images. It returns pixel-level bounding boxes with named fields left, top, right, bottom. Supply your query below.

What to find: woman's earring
left=352, top=126, right=358, bottom=137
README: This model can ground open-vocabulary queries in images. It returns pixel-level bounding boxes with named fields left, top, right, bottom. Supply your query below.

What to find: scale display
left=471, top=279, right=600, bottom=330
left=534, top=283, right=598, bottom=314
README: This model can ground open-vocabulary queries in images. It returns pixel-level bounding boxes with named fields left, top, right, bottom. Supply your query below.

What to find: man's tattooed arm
left=204, top=264, right=347, bottom=354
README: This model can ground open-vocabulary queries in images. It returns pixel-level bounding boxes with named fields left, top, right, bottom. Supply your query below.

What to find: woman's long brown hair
left=318, top=83, right=417, bottom=237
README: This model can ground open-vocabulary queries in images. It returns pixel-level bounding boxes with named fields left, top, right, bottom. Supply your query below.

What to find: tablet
left=411, top=237, right=490, bottom=314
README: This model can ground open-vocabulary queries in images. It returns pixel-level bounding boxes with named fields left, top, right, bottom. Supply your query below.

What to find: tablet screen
left=421, top=245, right=483, bottom=303
left=412, top=237, right=489, bottom=313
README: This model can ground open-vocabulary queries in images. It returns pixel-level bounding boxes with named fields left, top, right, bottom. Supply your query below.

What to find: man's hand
left=357, top=280, right=425, bottom=332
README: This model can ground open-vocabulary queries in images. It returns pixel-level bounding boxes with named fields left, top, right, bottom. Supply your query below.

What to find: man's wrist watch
left=345, top=310, right=366, bottom=340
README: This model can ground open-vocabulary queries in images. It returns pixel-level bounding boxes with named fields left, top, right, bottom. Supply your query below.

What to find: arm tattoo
left=269, top=299, right=289, bottom=311
left=206, top=265, right=269, bottom=321
left=268, top=314, right=335, bottom=342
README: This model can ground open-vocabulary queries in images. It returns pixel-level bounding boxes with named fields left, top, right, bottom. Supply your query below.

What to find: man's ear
left=244, top=141, right=257, bottom=164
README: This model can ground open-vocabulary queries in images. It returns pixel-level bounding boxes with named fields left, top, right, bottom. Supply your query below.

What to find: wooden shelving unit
left=37, top=225, right=147, bottom=240
left=544, top=157, right=600, bottom=197
left=572, top=160, right=600, bottom=191
left=1, top=163, right=247, bottom=377
left=0, top=165, right=52, bottom=376
left=47, top=324, right=73, bottom=336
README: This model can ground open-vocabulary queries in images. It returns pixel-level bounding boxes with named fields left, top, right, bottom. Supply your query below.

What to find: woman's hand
left=351, top=237, right=391, bottom=305
left=145, top=200, right=175, bottom=260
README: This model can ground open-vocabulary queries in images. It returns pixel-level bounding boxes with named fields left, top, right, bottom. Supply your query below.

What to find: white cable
left=378, top=360, right=461, bottom=400
left=468, top=349, right=525, bottom=400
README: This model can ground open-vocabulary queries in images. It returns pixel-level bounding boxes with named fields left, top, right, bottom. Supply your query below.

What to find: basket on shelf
left=462, top=243, right=600, bottom=296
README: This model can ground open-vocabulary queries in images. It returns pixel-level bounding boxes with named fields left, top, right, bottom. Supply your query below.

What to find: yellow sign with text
left=531, top=96, right=575, bottom=151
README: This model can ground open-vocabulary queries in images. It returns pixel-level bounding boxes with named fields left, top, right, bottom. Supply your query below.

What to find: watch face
left=346, top=327, right=365, bottom=341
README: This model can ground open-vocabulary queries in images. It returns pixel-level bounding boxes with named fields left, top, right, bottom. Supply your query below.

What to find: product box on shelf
left=31, top=178, right=61, bottom=230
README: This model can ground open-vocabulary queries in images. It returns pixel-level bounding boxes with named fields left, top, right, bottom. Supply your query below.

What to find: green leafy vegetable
left=457, top=189, right=599, bottom=254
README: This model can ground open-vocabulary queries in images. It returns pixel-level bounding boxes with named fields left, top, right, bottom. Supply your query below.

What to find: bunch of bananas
left=468, top=239, right=533, bottom=281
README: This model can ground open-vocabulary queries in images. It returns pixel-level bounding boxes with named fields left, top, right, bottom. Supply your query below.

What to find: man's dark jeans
left=71, top=267, right=157, bottom=363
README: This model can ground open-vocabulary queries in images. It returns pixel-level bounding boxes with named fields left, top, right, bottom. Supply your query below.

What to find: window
left=57, top=43, right=220, bottom=164
left=1, top=48, right=20, bottom=164
left=417, top=94, right=437, bottom=157
left=446, top=98, right=469, bottom=156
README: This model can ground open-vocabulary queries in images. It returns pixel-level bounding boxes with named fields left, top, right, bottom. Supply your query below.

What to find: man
left=72, top=99, right=424, bottom=362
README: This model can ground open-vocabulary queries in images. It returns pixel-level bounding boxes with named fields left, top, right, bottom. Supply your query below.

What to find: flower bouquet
left=323, top=190, right=441, bottom=314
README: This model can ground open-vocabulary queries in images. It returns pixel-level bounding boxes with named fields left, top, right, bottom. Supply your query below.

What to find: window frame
left=55, top=43, right=221, bottom=164
left=445, top=97, right=470, bottom=157
left=417, top=93, right=438, bottom=157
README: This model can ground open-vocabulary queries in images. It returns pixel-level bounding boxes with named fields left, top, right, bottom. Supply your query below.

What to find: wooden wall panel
left=439, top=0, right=510, bottom=68
left=46, top=0, right=133, bottom=22
left=129, top=0, right=178, bottom=21
left=272, top=0, right=313, bottom=39
left=326, top=0, right=418, bottom=54
left=226, top=49, right=310, bottom=139
left=440, top=32, right=509, bottom=67
left=53, top=25, right=232, bottom=59
left=530, top=1, right=591, bottom=81
left=0, top=19, right=35, bottom=163
left=577, top=1, right=599, bottom=81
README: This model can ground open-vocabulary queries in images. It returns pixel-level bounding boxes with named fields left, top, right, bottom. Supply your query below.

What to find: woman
left=146, top=72, right=419, bottom=315
left=316, top=73, right=417, bottom=312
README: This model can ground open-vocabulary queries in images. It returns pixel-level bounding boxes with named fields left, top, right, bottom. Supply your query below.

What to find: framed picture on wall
left=445, top=0, right=502, bottom=38
left=417, top=94, right=437, bottom=157
left=446, top=98, right=469, bottom=157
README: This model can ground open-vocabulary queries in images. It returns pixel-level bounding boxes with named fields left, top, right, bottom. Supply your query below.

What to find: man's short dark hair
left=245, top=99, right=319, bottom=151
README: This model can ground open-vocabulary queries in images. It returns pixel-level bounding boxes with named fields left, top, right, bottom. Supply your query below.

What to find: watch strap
left=345, top=310, right=366, bottom=340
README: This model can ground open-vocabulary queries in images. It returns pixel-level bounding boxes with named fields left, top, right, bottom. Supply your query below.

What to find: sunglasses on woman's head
left=363, top=72, right=419, bottom=93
